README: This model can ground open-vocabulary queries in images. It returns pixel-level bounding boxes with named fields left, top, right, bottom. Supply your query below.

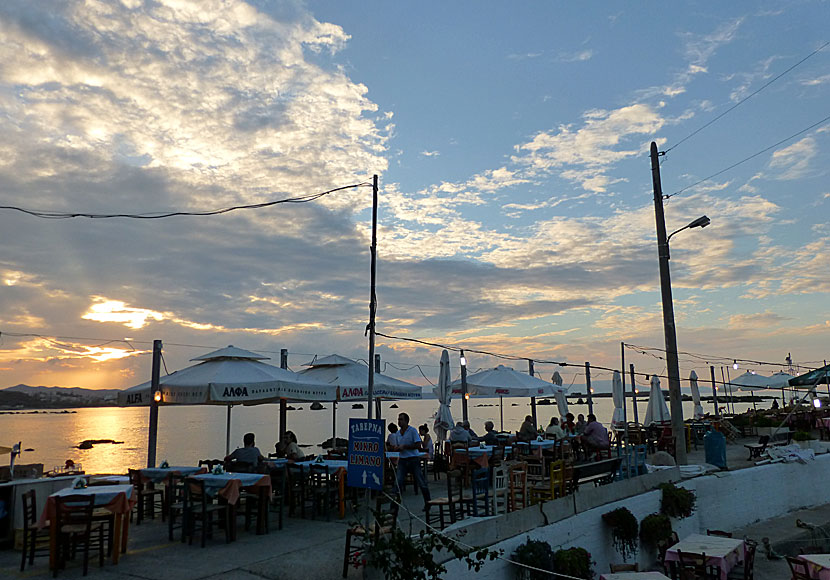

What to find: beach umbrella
left=432, top=350, right=453, bottom=443
left=788, top=364, right=830, bottom=387
left=730, top=371, right=773, bottom=411
left=611, top=371, right=624, bottom=427
left=119, top=345, right=337, bottom=456
left=551, top=371, right=569, bottom=418
left=689, top=370, right=705, bottom=419
left=643, top=375, right=670, bottom=425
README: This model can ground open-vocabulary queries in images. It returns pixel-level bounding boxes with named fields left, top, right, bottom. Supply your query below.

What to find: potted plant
left=601, top=507, right=638, bottom=561
left=360, top=525, right=500, bottom=580
left=658, top=482, right=696, bottom=519
left=553, top=547, right=594, bottom=579
left=793, top=430, right=817, bottom=450
left=512, top=537, right=555, bottom=580
left=639, top=513, right=673, bottom=546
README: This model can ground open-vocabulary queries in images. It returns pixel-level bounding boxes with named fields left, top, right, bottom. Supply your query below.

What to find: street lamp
left=650, top=142, right=711, bottom=465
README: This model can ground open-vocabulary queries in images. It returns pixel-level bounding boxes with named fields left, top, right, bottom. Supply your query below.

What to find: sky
left=0, top=0, right=828, bottom=393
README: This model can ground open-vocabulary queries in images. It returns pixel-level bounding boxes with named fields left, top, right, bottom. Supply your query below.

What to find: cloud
left=768, top=137, right=817, bottom=180
left=420, top=150, right=440, bottom=157
left=556, top=49, right=593, bottom=63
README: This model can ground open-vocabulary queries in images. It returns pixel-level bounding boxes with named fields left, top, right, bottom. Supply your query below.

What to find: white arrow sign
left=362, top=470, right=367, bottom=485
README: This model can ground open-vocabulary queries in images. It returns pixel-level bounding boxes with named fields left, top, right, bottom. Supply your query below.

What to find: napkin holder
left=72, top=476, right=87, bottom=490
left=314, top=456, right=324, bottom=463
left=212, top=464, right=224, bottom=475
left=159, top=460, right=169, bottom=469
left=536, top=436, right=544, bottom=442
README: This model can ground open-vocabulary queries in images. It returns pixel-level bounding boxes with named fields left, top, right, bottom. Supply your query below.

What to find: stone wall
left=443, top=453, right=830, bottom=578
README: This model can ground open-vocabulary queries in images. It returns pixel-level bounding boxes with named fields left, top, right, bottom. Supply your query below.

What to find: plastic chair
left=53, top=494, right=105, bottom=577
left=20, top=490, right=51, bottom=571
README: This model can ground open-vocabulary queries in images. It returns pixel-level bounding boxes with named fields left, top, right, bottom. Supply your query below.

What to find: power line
left=665, top=113, right=830, bottom=199
left=664, top=40, right=830, bottom=154
left=0, top=182, right=370, bottom=220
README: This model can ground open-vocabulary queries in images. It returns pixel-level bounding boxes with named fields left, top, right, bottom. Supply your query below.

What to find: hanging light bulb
left=733, top=360, right=739, bottom=370
left=459, top=350, right=467, bottom=367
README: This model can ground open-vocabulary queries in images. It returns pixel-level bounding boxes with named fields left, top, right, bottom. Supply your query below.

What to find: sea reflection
left=0, top=398, right=761, bottom=474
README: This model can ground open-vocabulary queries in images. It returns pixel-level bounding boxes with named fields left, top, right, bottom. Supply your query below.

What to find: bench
left=744, top=431, right=794, bottom=460
left=571, top=456, right=622, bottom=490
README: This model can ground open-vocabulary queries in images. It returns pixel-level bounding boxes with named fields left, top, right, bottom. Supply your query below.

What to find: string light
left=733, top=360, right=739, bottom=370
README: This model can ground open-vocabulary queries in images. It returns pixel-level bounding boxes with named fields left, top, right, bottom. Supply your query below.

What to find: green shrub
left=602, top=507, right=638, bottom=561
left=659, top=482, right=696, bottom=519
left=639, top=513, right=673, bottom=545
left=553, top=547, right=594, bottom=579
left=512, top=537, right=555, bottom=580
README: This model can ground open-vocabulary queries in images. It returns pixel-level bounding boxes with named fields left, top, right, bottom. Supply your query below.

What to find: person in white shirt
left=392, top=412, right=431, bottom=507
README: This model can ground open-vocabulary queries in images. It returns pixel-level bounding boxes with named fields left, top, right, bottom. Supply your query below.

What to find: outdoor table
left=89, top=474, right=130, bottom=484
left=139, top=465, right=205, bottom=484
left=798, top=554, right=830, bottom=580
left=664, top=533, right=746, bottom=580
left=295, top=459, right=349, bottom=472
left=39, top=484, right=135, bottom=571
left=600, top=573, right=671, bottom=580
left=385, top=451, right=428, bottom=460
left=294, top=459, right=349, bottom=518
left=265, top=458, right=291, bottom=469
left=191, top=472, right=271, bottom=537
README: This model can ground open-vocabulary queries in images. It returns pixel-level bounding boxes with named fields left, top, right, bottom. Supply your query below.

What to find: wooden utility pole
left=279, top=349, right=288, bottom=439
left=651, top=141, right=687, bottom=465
left=366, top=175, right=378, bottom=420
left=147, top=339, right=162, bottom=468
left=630, top=364, right=639, bottom=424
left=709, top=365, right=719, bottom=419
left=585, top=362, right=594, bottom=415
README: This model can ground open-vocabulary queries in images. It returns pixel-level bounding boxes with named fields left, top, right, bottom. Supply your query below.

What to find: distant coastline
left=0, top=384, right=117, bottom=411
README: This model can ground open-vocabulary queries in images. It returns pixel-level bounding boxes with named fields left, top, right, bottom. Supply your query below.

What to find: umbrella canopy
left=551, top=371, right=569, bottom=417
left=689, top=370, right=704, bottom=419
left=644, top=375, right=671, bottom=425
left=118, top=346, right=336, bottom=406
left=611, top=371, right=624, bottom=427
left=789, top=364, right=830, bottom=387
left=298, top=354, right=422, bottom=401
left=449, top=365, right=560, bottom=398
left=730, top=371, right=773, bottom=392
left=433, top=350, right=453, bottom=443
left=765, top=371, right=795, bottom=388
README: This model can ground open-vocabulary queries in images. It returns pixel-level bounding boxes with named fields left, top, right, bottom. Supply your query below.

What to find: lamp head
left=689, top=215, right=710, bottom=229
left=459, top=350, right=467, bottom=367
left=153, top=390, right=162, bottom=403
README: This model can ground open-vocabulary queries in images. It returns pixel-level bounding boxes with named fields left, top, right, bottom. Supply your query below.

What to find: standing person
left=517, top=415, right=537, bottom=442
left=386, top=423, right=400, bottom=449
left=419, top=424, right=434, bottom=459
left=394, top=412, right=431, bottom=508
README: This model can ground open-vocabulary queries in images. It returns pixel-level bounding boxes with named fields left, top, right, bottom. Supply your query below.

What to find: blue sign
left=347, top=418, right=384, bottom=490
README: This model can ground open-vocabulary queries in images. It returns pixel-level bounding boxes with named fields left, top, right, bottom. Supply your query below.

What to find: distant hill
left=0, top=384, right=119, bottom=409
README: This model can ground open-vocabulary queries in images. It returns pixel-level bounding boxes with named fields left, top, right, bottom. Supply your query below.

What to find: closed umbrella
left=552, top=371, right=569, bottom=418
left=432, top=350, right=453, bottom=444
left=644, top=375, right=670, bottom=425
left=611, top=371, right=624, bottom=427
left=689, top=370, right=704, bottom=419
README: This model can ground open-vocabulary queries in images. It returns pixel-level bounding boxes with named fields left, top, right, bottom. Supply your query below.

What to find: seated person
left=463, top=420, right=479, bottom=441
left=481, top=420, right=499, bottom=446
left=563, top=412, right=577, bottom=434
left=545, top=417, right=566, bottom=439
left=575, top=413, right=587, bottom=435
left=581, top=414, right=610, bottom=452
left=449, top=421, right=472, bottom=445
left=419, top=424, right=434, bottom=459
left=386, top=423, right=400, bottom=449
left=283, top=430, right=305, bottom=461
left=517, top=415, right=538, bottom=442
left=225, top=432, right=266, bottom=471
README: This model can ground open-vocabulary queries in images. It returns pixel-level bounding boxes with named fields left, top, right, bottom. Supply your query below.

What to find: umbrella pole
left=332, top=402, right=337, bottom=447
left=500, top=396, right=504, bottom=431
left=226, top=405, right=232, bottom=456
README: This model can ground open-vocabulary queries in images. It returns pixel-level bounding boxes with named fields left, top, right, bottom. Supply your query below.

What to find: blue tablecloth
left=140, top=466, right=204, bottom=483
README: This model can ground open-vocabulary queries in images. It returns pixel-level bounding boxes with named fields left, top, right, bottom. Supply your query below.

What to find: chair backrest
left=758, top=435, right=770, bottom=446
left=127, top=468, right=142, bottom=487
left=226, top=459, right=255, bottom=473
left=445, top=469, right=464, bottom=502
left=168, top=472, right=187, bottom=504
left=471, top=468, right=489, bottom=495
left=309, top=464, right=332, bottom=488
left=786, top=555, right=811, bottom=580
left=677, top=549, right=707, bottom=568
left=55, top=494, right=96, bottom=533
left=742, top=541, right=756, bottom=577
left=184, top=477, right=210, bottom=510
left=492, top=465, right=508, bottom=491
left=371, top=494, right=399, bottom=536
left=609, top=562, right=639, bottom=572
left=22, top=489, right=37, bottom=528
left=549, top=460, right=566, bottom=496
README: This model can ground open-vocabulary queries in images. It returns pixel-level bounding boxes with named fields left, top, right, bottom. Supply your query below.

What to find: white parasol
left=611, top=371, right=625, bottom=427
left=432, top=350, right=453, bottom=444
left=689, top=370, right=705, bottom=419
left=644, top=375, right=671, bottom=425
left=552, top=371, right=569, bottom=418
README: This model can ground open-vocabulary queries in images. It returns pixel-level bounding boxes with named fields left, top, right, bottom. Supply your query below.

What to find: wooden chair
left=727, top=540, right=756, bottom=580
left=491, top=464, right=509, bottom=515
left=342, top=494, right=399, bottom=578
left=128, top=468, right=165, bottom=524
left=269, top=464, right=286, bottom=530
left=308, top=464, right=338, bottom=521
left=799, top=545, right=825, bottom=554
left=707, top=529, right=733, bottom=537
left=286, top=464, right=311, bottom=518
left=166, top=473, right=188, bottom=542
left=53, top=494, right=105, bottom=577
left=183, top=477, right=230, bottom=547
left=610, top=562, right=639, bottom=572
left=463, top=468, right=490, bottom=517
left=507, top=462, right=528, bottom=512
left=425, top=469, right=464, bottom=530
left=20, top=490, right=51, bottom=571
left=786, top=555, right=811, bottom=580
left=676, top=550, right=719, bottom=580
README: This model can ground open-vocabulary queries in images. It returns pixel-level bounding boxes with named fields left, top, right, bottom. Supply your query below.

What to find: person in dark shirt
left=481, top=421, right=499, bottom=446
left=225, top=432, right=265, bottom=471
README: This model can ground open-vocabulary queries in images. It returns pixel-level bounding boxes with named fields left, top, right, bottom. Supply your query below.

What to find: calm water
left=0, top=396, right=764, bottom=474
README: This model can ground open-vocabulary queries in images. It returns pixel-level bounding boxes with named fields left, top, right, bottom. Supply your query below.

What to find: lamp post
left=460, top=350, right=469, bottom=422
left=650, top=141, right=710, bottom=465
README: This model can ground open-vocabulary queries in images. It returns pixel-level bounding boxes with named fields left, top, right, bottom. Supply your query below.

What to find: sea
left=1, top=396, right=766, bottom=475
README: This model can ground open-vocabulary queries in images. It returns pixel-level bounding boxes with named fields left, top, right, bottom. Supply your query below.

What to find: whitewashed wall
left=443, top=453, right=830, bottom=578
